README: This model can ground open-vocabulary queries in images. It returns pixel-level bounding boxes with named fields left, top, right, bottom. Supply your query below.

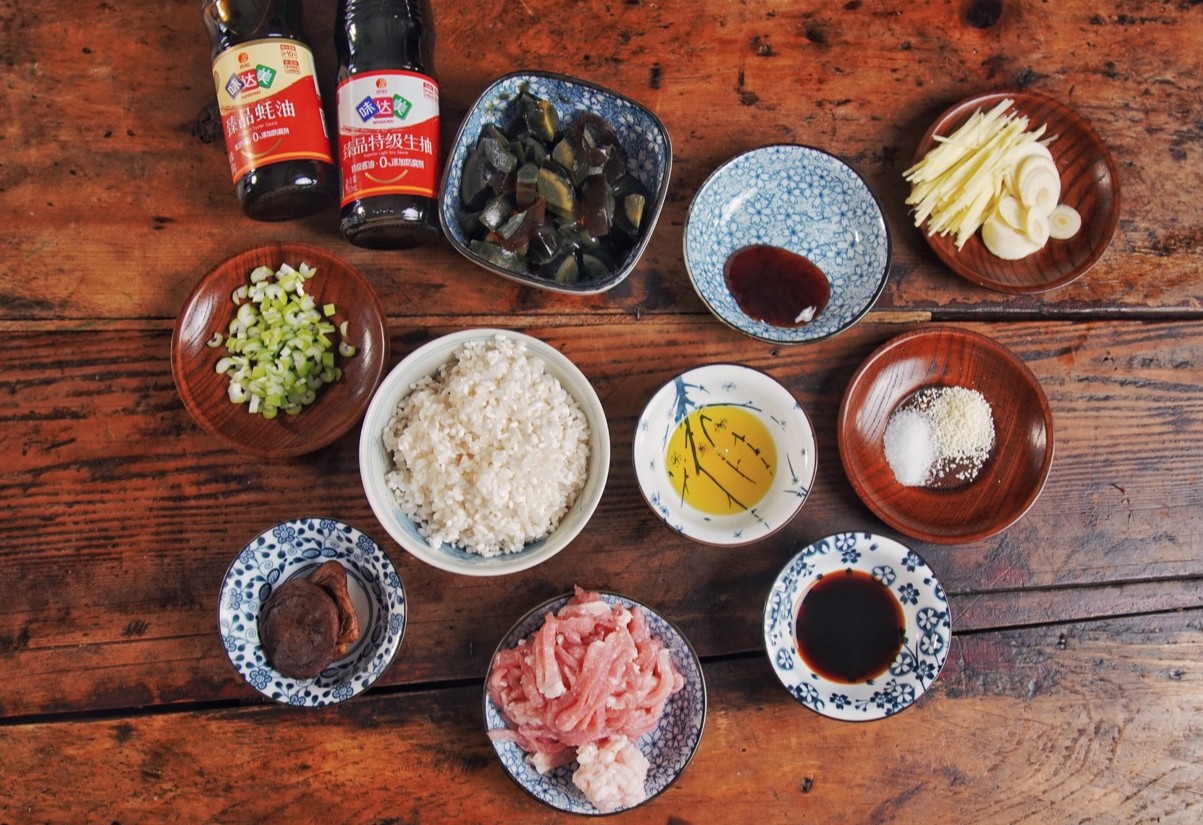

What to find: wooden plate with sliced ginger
left=909, top=90, right=1120, bottom=294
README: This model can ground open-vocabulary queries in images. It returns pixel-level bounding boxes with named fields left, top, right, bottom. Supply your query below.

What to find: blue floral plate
left=764, top=532, right=951, bottom=721
left=633, top=364, right=817, bottom=546
left=684, top=145, right=890, bottom=344
left=484, top=592, right=706, bottom=815
left=440, top=70, right=672, bottom=294
left=218, top=517, right=406, bottom=707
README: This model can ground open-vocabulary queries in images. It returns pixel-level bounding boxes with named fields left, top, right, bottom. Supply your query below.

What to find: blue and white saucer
left=218, top=517, right=406, bottom=707
left=685, top=144, right=890, bottom=344
left=484, top=592, right=706, bottom=814
left=634, top=364, right=817, bottom=546
left=764, top=532, right=951, bottom=721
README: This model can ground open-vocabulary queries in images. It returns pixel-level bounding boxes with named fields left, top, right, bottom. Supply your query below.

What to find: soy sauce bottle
left=335, top=0, right=442, bottom=248
left=201, top=0, right=336, bottom=221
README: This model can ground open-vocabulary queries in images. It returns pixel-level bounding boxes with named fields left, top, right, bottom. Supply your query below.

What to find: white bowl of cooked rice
left=359, top=329, right=610, bottom=576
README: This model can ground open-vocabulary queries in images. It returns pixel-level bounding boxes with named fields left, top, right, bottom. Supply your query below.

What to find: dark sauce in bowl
left=724, top=245, right=831, bottom=327
left=795, top=568, right=904, bottom=684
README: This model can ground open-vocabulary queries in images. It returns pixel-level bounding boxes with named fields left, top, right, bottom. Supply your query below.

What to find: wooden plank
left=1, top=610, right=1200, bottom=824
left=1, top=2, right=1201, bottom=322
left=1, top=317, right=1202, bottom=716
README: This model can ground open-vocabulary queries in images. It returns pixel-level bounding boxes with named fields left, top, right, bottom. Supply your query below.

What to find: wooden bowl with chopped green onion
left=837, top=326, right=1054, bottom=544
left=909, top=90, right=1120, bottom=293
left=172, top=243, right=388, bottom=458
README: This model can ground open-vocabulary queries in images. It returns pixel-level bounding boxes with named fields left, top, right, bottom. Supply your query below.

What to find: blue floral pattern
left=684, top=145, right=890, bottom=344
left=484, top=592, right=706, bottom=815
left=633, top=364, right=817, bottom=546
left=763, top=532, right=952, bottom=721
left=440, top=71, right=671, bottom=294
left=217, top=517, right=407, bottom=708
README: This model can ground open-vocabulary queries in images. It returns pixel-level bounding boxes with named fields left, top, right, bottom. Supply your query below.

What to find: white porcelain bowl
left=359, top=329, right=610, bottom=576
left=633, top=364, right=817, bottom=546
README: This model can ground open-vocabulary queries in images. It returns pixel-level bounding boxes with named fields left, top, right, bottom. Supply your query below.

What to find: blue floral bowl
left=439, top=70, right=672, bottom=294
left=764, top=532, right=951, bottom=721
left=484, top=591, right=707, bottom=814
left=218, top=517, right=406, bottom=707
left=684, top=145, right=891, bottom=344
left=633, top=364, right=817, bottom=546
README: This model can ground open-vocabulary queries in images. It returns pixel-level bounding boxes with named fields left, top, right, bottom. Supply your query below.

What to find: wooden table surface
left=2, top=1, right=1202, bottom=822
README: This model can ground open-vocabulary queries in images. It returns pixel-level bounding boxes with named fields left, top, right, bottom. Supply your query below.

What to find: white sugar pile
left=382, top=336, right=590, bottom=556
left=883, top=386, right=995, bottom=487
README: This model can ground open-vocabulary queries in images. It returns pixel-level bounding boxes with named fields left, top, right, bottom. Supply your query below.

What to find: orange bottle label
left=211, top=39, right=333, bottom=183
left=336, top=71, right=440, bottom=207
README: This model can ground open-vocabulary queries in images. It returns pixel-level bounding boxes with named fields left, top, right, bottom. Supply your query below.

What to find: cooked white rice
left=382, top=335, right=591, bottom=557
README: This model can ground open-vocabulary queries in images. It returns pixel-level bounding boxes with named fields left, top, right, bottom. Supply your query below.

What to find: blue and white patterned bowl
left=764, top=532, right=951, bottom=721
left=217, top=517, right=406, bottom=707
left=484, top=592, right=706, bottom=815
left=684, top=145, right=891, bottom=344
left=439, top=70, right=672, bottom=294
left=633, top=364, right=817, bottom=546
left=359, top=329, right=611, bottom=576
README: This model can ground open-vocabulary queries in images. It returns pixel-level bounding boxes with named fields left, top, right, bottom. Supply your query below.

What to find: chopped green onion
left=213, top=261, right=357, bottom=420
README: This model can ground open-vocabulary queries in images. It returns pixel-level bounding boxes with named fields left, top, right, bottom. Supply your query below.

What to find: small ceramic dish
left=172, top=243, right=388, bottom=458
left=764, top=532, right=952, bottom=721
left=484, top=591, right=706, bottom=814
left=683, top=144, right=890, bottom=344
left=218, top=517, right=406, bottom=707
left=910, top=90, right=1120, bottom=293
left=359, top=329, right=610, bottom=576
left=838, top=326, right=1054, bottom=544
left=633, top=364, right=817, bottom=546
left=440, top=70, right=672, bottom=294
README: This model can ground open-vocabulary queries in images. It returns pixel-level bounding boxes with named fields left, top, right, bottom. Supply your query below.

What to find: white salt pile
left=883, top=386, right=995, bottom=487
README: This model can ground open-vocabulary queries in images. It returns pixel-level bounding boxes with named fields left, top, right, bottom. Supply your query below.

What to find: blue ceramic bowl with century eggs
left=440, top=71, right=672, bottom=295
left=684, top=145, right=891, bottom=344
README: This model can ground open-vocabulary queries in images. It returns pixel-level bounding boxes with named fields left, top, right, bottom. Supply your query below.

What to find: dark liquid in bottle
left=336, top=0, right=442, bottom=248
left=202, top=0, right=336, bottom=222
left=724, top=245, right=831, bottom=328
left=795, top=569, right=904, bottom=684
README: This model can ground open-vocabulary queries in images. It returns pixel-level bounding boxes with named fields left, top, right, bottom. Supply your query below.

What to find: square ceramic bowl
left=359, top=329, right=611, bottom=576
left=439, top=70, right=672, bottom=294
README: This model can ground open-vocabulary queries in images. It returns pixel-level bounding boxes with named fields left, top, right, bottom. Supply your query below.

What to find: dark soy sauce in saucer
left=795, top=569, right=905, bottom=684
left=724, top=245, right=831, bottom=328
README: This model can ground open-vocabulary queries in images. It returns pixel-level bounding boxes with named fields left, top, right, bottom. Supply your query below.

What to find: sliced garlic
left=1048, top=204, right=1082, bottom=240
left=997, top=195, right=1024, bottom=230
left=1024, top=206, right=1051, bottom=247
left=982, top=210, right=1044, bottom=260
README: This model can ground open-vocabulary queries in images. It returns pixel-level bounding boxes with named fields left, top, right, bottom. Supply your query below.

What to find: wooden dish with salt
left=837, top=326, right=1054, bottom=545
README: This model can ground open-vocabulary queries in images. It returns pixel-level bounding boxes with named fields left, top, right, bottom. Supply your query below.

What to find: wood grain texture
left=1, top=1, right=1201, bottom=322
left=1, top=318, right=1202, bottom=717
left=1, top=610, right=1200, bottom=824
